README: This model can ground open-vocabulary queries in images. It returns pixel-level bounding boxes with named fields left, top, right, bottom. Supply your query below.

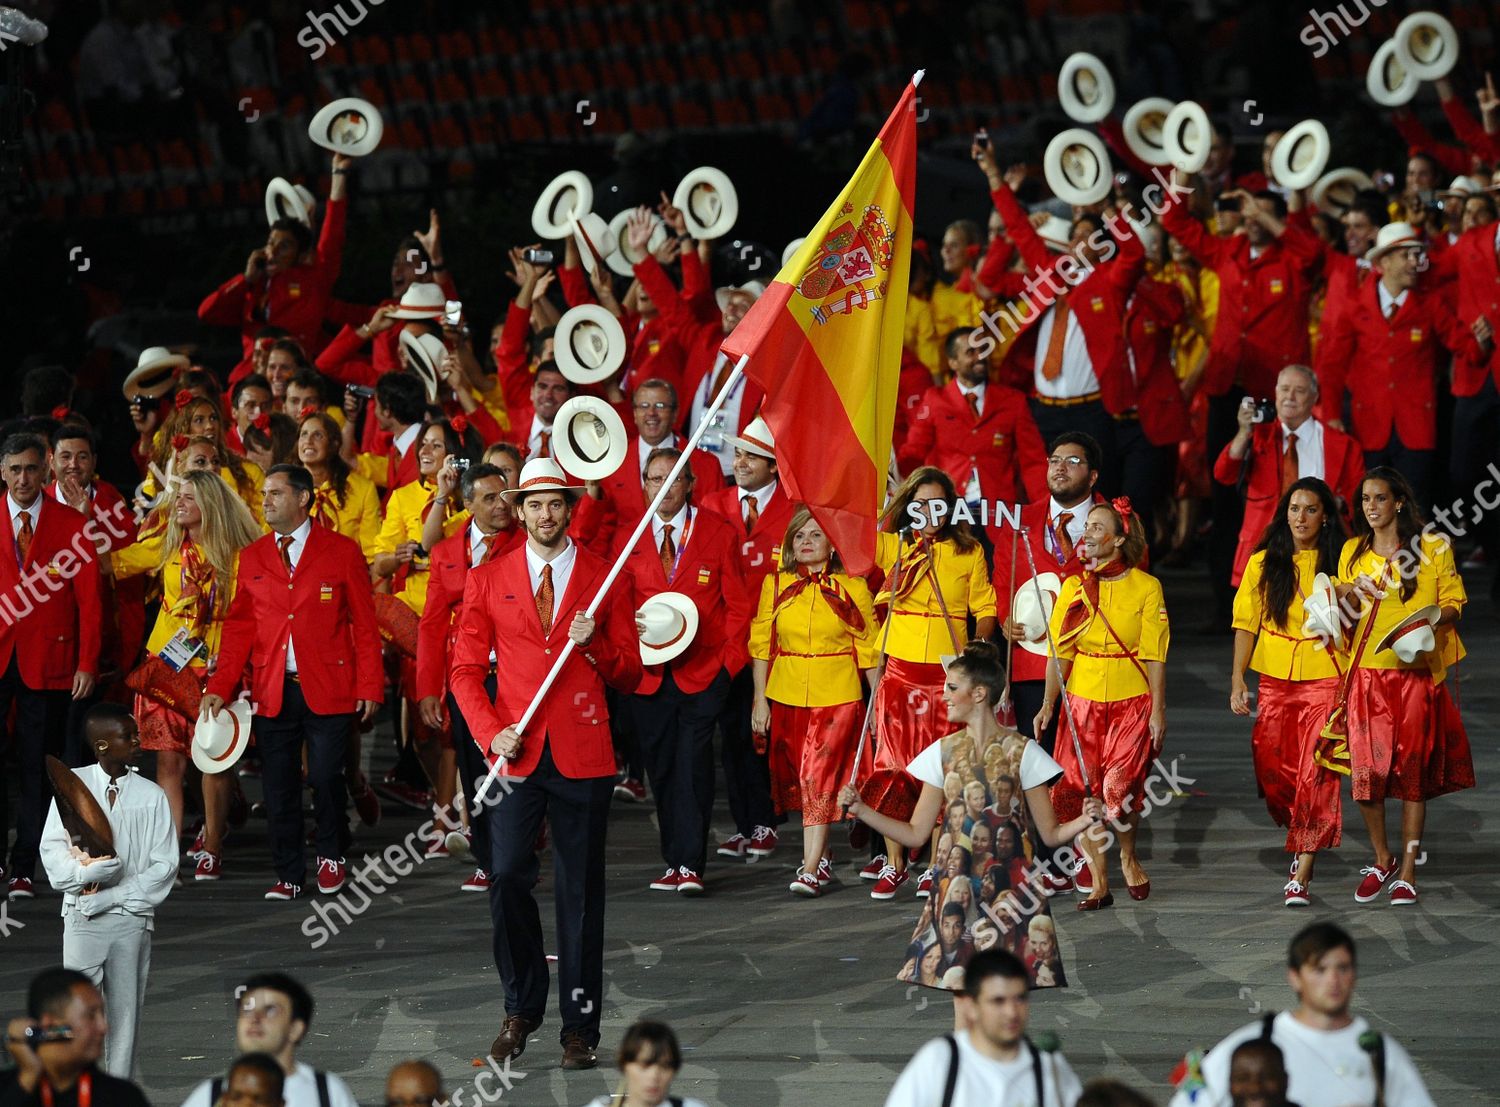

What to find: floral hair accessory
left=451, top=414, right=468, bottom=435
left=1111, top=496, right=1134, bottom=533
left=172, top=434, right=190, bottom=451
left=175, top=389, right=193, bottom=410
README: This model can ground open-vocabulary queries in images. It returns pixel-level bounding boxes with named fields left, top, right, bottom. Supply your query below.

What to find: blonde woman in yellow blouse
left=296, top=410, right=381, bottom=561
left=111, top=470, right=259, bottom=876
left=1229, top=477, right=1348, bottom=907
left=868, top=466, right=998, bottom=900
left=1334, top=467, right=1474, bottom=908
left=749, top=507, right=880, bottom=898
left=1036, top=498, right=1168, bottom=910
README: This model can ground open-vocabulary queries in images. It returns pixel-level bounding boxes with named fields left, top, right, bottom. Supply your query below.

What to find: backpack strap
left=1369, top=1033, right=1386, bottom=1107
left=940, top=1033, right=960, bottom=1107
left=1259, top=1011, right=1278, bottom=1040
left=1026, top=1037, right=1045, bottom=1106
left=210, top=1077, right=223, bottom=1103
left=315, top=1070, right=331, bottom=1107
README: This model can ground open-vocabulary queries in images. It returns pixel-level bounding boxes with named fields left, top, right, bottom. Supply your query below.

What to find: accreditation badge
left=158, top=626, right=207, bottom=673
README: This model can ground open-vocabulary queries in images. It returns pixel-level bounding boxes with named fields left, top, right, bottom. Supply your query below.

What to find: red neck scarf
left=176, top=538, right=217, bottom=634
left=876, top=535, right=934, bottom=610
left=774, top=567, right=865, bottom=632
left=1055, top=557, right=1131, bottom=651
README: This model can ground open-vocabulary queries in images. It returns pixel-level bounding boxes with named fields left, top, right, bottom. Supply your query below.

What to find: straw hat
left=307, top=97, right=384, bottom=157
left=638, top=591, right=700, bottom=665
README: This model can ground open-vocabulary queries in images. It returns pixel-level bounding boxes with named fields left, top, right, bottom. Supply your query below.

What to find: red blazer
left=415, top=525, right=525, bottom=701
left=698, top=482, right=797, bottom=600
left=198, top=197, right=346, bottom=362
left=1160, top=192, right=1323, bottom=399
left=986, top=498, right=1099, bottom=684
left=208, top=523, right=383, bottom=716
left=1125, top=278, right=1192, bottom=446
left=0, top=498, right=103, bottom=689
left=611, top=505, right=752, bottom=697
left=1314, top=280, right=1478, bottom=451
left=898, top=380, right=1048, bottom=502
left=621, top=314, right=688, bottom=405
left=1212, top=421, right=1364, bottom=585
left=988, top=184, right=1144, bottom=414
left=1428, top=221, right=1500, bottom=396
left=572, top=436, right=724, bottom=554
left=450, top=543, right=642, bottom=777
left=43, top=482, right=141, bottom=676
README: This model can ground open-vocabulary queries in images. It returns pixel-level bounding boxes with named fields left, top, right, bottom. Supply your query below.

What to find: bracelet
left=676, top=234, right=692, bottom=243
left=332, top=169, right=348, bottom=175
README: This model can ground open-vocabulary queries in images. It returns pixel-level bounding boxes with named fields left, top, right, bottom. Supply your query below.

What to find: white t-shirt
left=586, top=1097, right=710, bottom=1107
left=884, top=1032, right=1081, bottom=1107
left=179, top=1061, right=359, bottom=1107
left=1165, top=1012, right=1435, bottom=1107
left=908, top=737, right=1063, bottom=793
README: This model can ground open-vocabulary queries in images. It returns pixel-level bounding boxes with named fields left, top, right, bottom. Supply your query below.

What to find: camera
left=21, top=1024, right=73, bottom=1045
left=1242, top=396, right=1275, bottom=423
left=346, top=385, right=375, bottom=399
left=443, top=299, right=463, bottom=327
left=522, top=248, right=555, bottom=266
left=973, top=129, right=990, bottom=150
left=446, top=456, right=470, bottom=471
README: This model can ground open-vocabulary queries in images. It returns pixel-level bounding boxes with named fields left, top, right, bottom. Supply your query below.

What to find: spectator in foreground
left=1, top=967, right=150, bottom=1106
left=210, top=1053, right=286, bottom=1107
left=383, top=1060, right=444, bottom=1107
left=587, top=1020, right=708, bottom=1107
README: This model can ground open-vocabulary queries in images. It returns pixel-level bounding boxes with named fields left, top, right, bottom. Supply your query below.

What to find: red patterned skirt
left=1252, top=675, right=1342, bottom=853
left=136, top=692, right=193, bottom=755
left=873, top=658, right=951, bottom=774
left=1050, top=692, right=1153, bottom=823
left=770, top=700, right=870, bottom=826
left=1346, top=668, right=1475, bottom=803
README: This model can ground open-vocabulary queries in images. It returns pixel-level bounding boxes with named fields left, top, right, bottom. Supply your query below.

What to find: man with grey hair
left=1212, top=364, right=1363, bottom=586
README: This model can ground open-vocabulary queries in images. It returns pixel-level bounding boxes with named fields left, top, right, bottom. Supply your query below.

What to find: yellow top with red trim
left=309, top=472, right=382, bottom=563
left=875, top=531, right=998, bottom=665
left=749, top=570, right=880, bottom=707
left=374, top=479, right=470, bottom=614
left=1047, top=566, right=1168, bottom=702
left=112, top=537, right=239, bottom=662
left=1232, top=549, right=1345, bottom=681
left=1338, top=534, right=1465, bottom=680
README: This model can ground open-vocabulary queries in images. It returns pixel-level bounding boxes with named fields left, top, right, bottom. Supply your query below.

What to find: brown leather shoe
left=490, top=1014, right=541, bottom=1061
left=560, top=1031, right=598, bottom=1070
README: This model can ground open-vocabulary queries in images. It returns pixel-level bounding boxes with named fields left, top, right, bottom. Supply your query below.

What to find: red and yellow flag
left=721, top=74, right=919, bottom=575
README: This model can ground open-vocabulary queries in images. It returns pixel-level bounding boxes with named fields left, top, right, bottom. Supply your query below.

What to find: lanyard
left=41, top=1072, right=91, bottom=1107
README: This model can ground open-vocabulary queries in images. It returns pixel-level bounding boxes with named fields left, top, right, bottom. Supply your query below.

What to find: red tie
left=537, top=430, right=551, bottom=458
left=965, top=391, right=981, bottom=418
left=1281, top=431, right=1299, bottom=493
left=659, top=523, right=676, bottom=581
left=278, top=534, right=294, bottom=574
left=480, top=534, right=497, bottom=564
left=1053, top=512, right=1074, bottom=563
left=1040, top=298, right=1070, bottom=381
left=14, top=510, right=32, bottom=567
left=535, top=563, right=554, bottom=635
left=743, top=496, right=759, bottom=537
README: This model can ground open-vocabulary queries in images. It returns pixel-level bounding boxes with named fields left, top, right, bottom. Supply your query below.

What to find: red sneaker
left=870, top=864, right=908, bottom=900
left=1039, top=871, right=1075, bottom=895
left=747, top=826, right=778, bottom=857
left=649, top=868, right=681, bottom=891
left=445, top=829, right=472, bottom=860
left=424, top=837, right=450, bottom=860
left=461, top=869, right=491, bottom=893
left=915, top=866, right=935, bottom=899
left=815, top=857, right=835, bottom=887
left=350, top=774, right=382, bottom=828
left=316, top=857, right=346, bottom=895
left=188, top=826, right=207, bottom=860
left=716, top=834, right=749, bottom=859
left=1388, top=879, right=1418, bottom=906
left=789, top=869, right=820, bottom=897
left=1074, top=863, right=1094, bottom=895
left=675, top=867, right=705, bottom=895
left=1354, top=861, right=1397, bottom=903
left=1283, top=879, right=1309, bottom=907
left=264, top=881, right=302, bottom=901
left=7, top=877, right=35, bottom=900
left=613, top=777, right=647, bottom=803
left=860, top=854, right=888, bottom=881
left=195, top=852, right=222, bottom=881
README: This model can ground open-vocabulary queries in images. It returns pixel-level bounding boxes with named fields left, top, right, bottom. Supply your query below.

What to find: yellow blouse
left=1339, top=535, right=1465, bottom=680
left=310, top=472, right=382, bottom=562
left=875, top=532, right=998, bottom=665
left=749, top=571, right=879, bottom=707
left=141, top=462, right=266, bottom=528
left=375, top=479, right=469, bottom=614
left=112, top=538, right=239, bottom=663
left=903, top=295, right=940, bottom=375
left=1232, top=550, right=1345, bottom=681
left=930, top=280, right=981, bottom=342
left=1158, top=263, right=1217, bottom=379
left=1047, top=568, right=1169, bottom=702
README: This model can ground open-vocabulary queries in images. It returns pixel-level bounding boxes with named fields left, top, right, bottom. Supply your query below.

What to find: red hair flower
left=1111, top=496, right=1134, bottom=533
left=51, top=404, right=70, bottom=420
left=175, top=389, right=193, bottom=410
left=172, top=434, right=190, bottom=451
left=252, top=412, right=271, bottom=432
left=451, top=414, right=469, bottom=435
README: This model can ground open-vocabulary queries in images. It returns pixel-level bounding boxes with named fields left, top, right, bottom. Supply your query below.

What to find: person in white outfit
left=586, top=1020, right=710, bottom=1107
left=38, top=704, right=176, bottom=1080
left=884, top=950, right=1082, bottom=1107
left=1167, top=922, right=1435, bottom=1107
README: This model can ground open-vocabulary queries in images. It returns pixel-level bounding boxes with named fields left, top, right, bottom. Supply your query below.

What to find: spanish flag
left=721, top=73, right=920, bottom=575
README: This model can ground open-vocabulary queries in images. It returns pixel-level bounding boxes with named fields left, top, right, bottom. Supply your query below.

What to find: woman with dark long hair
left=1229, top=477, right=1348, bottom=906
left=1035, top=498, right=1168, bottom=910
left=1335, top=467, right=1473, bottom=907
left=297, top=410, right=381, bottom=561
left=867, top=466, right=997, bottom=900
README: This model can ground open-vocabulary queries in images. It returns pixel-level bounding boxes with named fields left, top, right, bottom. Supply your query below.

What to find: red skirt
left=770, top=700, right=870, bottom=825
left=1050, top=693, right=1153, bottom=823
left=1252, top=675, right=1342, bottom=853
left=873, top=658, right=951, bottom=774
left=1346, top=668, right=1475, bottom=802
left=136, top=692, right=193, bottom=755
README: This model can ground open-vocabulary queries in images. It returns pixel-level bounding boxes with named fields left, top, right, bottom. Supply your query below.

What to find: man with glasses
left=179, top=973, right=357, bottom=1107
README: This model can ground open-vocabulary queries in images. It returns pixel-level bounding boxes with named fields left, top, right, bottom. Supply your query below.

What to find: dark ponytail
left=948, top=639, right=1004, bottom=703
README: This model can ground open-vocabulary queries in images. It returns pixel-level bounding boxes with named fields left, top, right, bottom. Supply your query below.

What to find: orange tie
left=1281, top=431, right=1299, bottom=493
left=537, top=429, right=551, bottom=458
left=659, top=523, right=677, bottom=580
left=1040, top=297, right=1071, bottom=381
left=278, top=534, right=294, bottom=574
left=1054, top=512, right=1074, bottom=563
left=535, top=563, right=554, bottom=635
left=479, top=534, right=497, bottom=564
left=743, top=496, right=759, bottom=537
left=965, top=390, right=981, bottom=419
left=15, top=510, right=32, bottom=567
left=708, top=358, right=733, bottom=403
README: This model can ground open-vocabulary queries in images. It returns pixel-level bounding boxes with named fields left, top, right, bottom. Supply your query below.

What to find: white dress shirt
left=39, top=765, right=176, bottom=926
left=738, top=481, right=777, bottom=526
left=1045, top=497, right=1089, bottom=560
left=391, top=421, right=421, bottom=459
left=1279, top=418, right=1325, bottom=482
left=1032, top=301, right=1100, bottom=400
left=525, top=536, right=576, bottom=614
left=8, top=493, right=42, bottom=547
left=1377, top=281, right=1409, bottom=318
left=277, top=518, right=313, bottom=672
left=690, top=352, right=747, bottom=476
left=528, top=412, right=554, bottom=459
left=652, top=505, right=691, bottom=579
left=955, top=381, right=988, bottom=500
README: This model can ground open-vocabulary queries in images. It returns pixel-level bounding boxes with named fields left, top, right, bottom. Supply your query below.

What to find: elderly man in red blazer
left=450, top=457, right=641, bottom=1072
left=1213, top=366, right=1364, bottom=585
left=612, top=447, right=750, bottom=895
left=697, top=417, right=795, bottom=859
left=204, top=465, right=382, bottom=902
left=1, top=432, right=104, bottom=898
left=899, top=327, right=1048, bottom=504
left=415, top=462, right=523, bottom=893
